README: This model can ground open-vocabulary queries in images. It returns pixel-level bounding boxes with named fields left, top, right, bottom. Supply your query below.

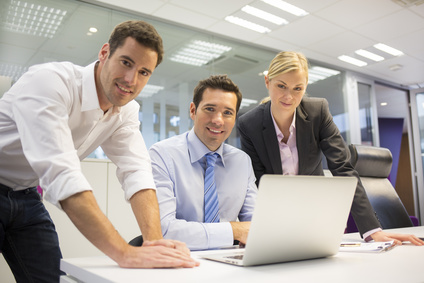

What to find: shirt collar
left=187, top=128, right=224, bottom=166
left=271, top=108, right=297, bottom=141
left=81, top=61, right=121, bottom=115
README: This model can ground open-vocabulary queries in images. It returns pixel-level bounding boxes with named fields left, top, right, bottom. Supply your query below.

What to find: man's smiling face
left=96, top=36, right=158, bottom=111
left=190, top=88, right=237, bottom=151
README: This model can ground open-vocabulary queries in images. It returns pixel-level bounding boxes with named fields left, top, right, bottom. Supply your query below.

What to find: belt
left=0, top=183, right=36, bottom=196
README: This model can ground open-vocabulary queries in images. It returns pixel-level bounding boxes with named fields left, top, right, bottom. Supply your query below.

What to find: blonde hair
left=261, top=51, right=309, bottom=104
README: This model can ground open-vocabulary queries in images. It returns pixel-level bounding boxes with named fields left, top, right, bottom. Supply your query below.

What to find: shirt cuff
left=123, top=170, right=156, bottom=201
left=204, top=222, right=234, bottom=249
left=363, top=227, right=383, bottom=242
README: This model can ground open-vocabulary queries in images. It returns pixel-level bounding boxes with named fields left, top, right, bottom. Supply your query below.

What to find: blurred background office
left=0, top=1, right=423, bottom=280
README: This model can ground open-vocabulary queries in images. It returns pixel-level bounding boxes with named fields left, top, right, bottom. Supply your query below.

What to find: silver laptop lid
left=242, top=175, right=357, bottom=266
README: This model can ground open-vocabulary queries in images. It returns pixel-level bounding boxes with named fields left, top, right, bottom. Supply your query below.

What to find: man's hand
left=230, top=222, right=251, bottom=245
left=117, top=245, right=199, bottom=268
left=143, top=239, right=191, bottom=256
left=61, top=191, right=199, bottom=269
left=371, top=231, right=424, bottom=246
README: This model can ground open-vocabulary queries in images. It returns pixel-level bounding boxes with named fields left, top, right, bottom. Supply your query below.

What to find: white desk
left=60, top=227, right=424, bottom=283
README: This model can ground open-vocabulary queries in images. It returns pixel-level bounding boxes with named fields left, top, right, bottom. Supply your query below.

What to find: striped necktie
left=204, top=153, right=220, bottom=223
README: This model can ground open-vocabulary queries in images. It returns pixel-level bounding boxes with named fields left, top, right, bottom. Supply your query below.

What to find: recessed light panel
left=373, top=43, right=404, bottom=56
left=0, top=63, right=27, bottom=82
left=225, top=16, right=271, bottom=33
left=260, top=0, right=309, bottom=16
left=3, top=0, right=68, bottom=38
left=241, top=5, right=288, bottom=25
left=138, top=84, right=165, bottom=98
left=355, top=49, right=384, bottom=62
left=240, top=98, right=258, bottom=109
left=170, top=40, right=232, bottom=66
left=308, top=66, right=341, bottom=84
left=338, top=55, right=367, bottom=67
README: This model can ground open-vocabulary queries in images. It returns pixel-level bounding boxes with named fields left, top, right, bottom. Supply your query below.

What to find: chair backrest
left=349, top=144, right=413, bottom=229
left=129, top=235, right=144, bottom=246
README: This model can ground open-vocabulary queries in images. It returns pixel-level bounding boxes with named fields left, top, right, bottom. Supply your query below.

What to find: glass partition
left=410, top=89, right=424, bottom=222
left=357, top=82, right=374, bottom=145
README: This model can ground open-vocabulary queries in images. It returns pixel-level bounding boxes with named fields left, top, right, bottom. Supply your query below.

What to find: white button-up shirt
left=0, top=61, right=155, bottom=208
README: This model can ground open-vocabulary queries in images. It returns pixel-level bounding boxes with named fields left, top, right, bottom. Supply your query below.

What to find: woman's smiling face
left=266, top=69, right=307, bottom=116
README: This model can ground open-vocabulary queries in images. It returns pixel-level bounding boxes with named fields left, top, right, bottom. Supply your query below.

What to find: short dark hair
left=192, top=75, right=242, bottom=113
left=108, top=20, right=164, bottom=67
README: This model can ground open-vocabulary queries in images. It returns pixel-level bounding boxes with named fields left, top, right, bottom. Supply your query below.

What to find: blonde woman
left=238, top=51, right=423, bottom=246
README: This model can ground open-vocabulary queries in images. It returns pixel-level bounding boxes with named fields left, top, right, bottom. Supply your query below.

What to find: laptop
left=201, top=174, right=357, bottom=266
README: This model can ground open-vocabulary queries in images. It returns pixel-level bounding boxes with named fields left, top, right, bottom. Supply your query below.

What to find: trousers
left=0, top=183, right=63, bottom=282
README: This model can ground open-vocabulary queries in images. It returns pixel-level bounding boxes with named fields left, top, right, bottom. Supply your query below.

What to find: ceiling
left=89, top=0, right=424, bottom=88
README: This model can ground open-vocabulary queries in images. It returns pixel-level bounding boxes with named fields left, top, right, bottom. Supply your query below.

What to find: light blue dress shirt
left=149, top=129, right=258, bottom=250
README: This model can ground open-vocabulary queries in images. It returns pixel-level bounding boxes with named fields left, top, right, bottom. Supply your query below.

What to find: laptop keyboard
left=225, top=254, right=244, bottom=260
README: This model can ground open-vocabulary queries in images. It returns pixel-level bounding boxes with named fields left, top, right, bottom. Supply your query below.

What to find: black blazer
left=238, top=97, right=381, bottom=236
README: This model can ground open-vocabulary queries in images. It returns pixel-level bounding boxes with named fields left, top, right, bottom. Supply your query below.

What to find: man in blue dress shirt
left=149, top=75, right=258, bottom=250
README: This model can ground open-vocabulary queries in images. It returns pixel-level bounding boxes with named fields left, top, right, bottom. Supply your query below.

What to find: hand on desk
left=371, top=231, right=424, bottom=246
left=143, top=239, right=191, bottom=256
left=61, top=191, right=199, bottom=269
left=118, top=244, right=200, bottom=268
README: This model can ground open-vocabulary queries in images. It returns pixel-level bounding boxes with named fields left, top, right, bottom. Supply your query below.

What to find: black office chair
left=129, top=235, right=144, bottom=246
left=348, top=144, right=414, bottom=230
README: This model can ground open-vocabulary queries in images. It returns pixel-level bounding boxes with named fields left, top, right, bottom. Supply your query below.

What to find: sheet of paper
left=339, top=240, right=395, bottom=253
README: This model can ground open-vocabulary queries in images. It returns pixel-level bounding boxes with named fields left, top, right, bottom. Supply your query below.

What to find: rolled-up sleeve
left=101, top=102, right=156, bottom=201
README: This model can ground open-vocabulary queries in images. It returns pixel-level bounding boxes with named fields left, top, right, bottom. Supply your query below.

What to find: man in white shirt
left=149, top=75, right=258, bottom=250
left=0, top=20, right=197, bottom=282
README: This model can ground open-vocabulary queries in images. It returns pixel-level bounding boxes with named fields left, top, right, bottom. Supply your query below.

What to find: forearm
left=60, top=191, right=129, bottom=264
left=130, top=189, right=163, bottom=241
left=230, top=221, right=250, bottom=244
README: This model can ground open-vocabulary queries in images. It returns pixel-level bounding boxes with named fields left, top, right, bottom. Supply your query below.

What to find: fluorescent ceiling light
left=380, top=102, right=388, bottom=106
left=355, top=49, right=384, bottom=62
left=261, top=0, right=309, bottom=16
left=169, top=40, right=232, bottom=66
left=373, top=43, right=404, bottom=56
left=240, top=98, right=258, bottom=109
left=0, top=63, right=27, bottom=82
left=225, top=16, right=271, bottom=33
left=311, top=66, right=340, bottom=76
left=169, top=55, right=208, bottom=67
left=188, top=40, right=232, bottom=53
left=308, top=66, right=340, bottom=84
left=308, top=74, right=326, bottom=84
left=338, top=55, right=367, bottom=67
left=138, top=84, right=164, bottom=98
left=308, top=73, right=326, bottom=80
left=241, top=5, right=288, bottom=25
left=4, top=0, right=67, bottom=38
